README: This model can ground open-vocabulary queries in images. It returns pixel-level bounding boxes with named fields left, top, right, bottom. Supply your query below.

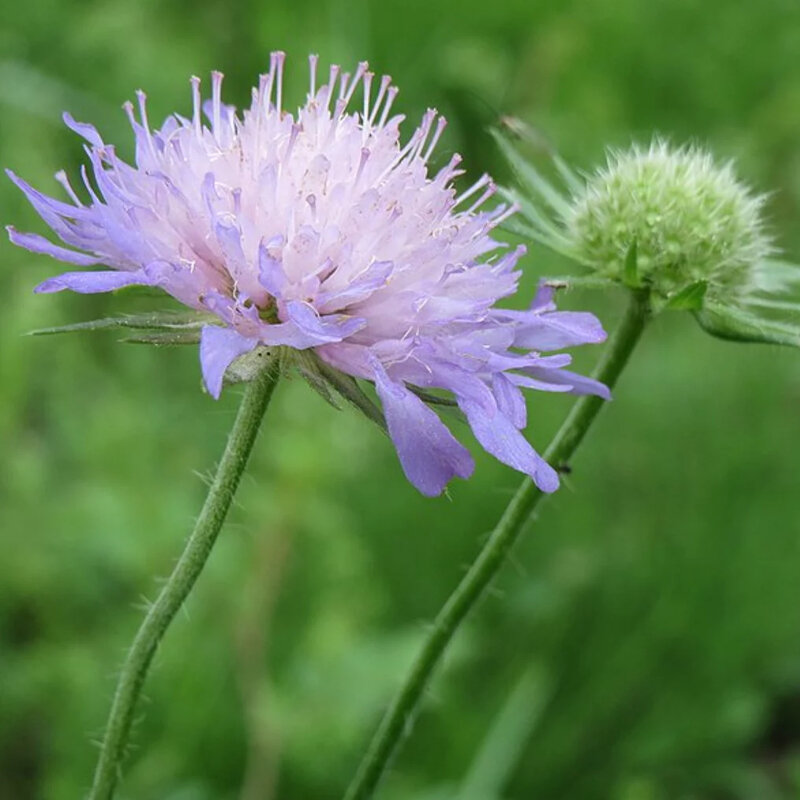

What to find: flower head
left=564, top=141, right=772, bottom=301
left=7, top=53, right=608, bottom=496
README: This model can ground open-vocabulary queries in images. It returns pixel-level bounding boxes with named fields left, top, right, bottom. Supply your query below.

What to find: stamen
left=262, top=61, right=276, bottom=115
left=324, top=65, right=340, bottom=110
left=408, top=109, right=437, bottom=161
left=210, top=71, right=224, bottom=135
left=377, top=86, right=399, bottom=128
left=190, top=76, right=202, bottom=134
left=362, top=70, right=374, bottom=123
left=465, top=181, right=497, bottom=215
left=421, top=116, right=447, bottom=163
left=341, top=61, right=368, bottom=108
left=135, top=90, right=157, bottom=158
left=368, top=75, right=392, bottom=126
left=273, top=51, right=286, bottom=114
left=308, top=53, right=319, bottom=98
left=487, top=202, right=519, bottom=229
left=454, top=173, right=491, bottom=207
left=306, top=193, right=317, bottom=219
left=354, top=148, right=371, bottom=185
left=341, top=72, right=355, bottom=102
left=54, top=170, right=83, bottom=206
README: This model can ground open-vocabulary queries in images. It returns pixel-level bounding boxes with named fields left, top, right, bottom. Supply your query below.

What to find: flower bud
left=562, top=140, right=772, bottom=303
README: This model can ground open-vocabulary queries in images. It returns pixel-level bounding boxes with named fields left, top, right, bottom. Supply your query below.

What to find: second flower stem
left=89, top=362, right=280, bottom=800
left=344, top=289, right=650, bottom=800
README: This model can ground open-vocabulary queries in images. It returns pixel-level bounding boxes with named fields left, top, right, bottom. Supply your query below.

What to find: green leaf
left=623, top=240, right=640, bottom=288
left=29, top=309, right=213, bottom=337
left=694, top=301, right=800, bottom=348
left=665, top=280, right=708, bottom=310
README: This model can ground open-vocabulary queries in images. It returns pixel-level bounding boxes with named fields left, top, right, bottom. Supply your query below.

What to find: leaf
left=665, top=280, right=708, bottom=310
left=29, top=309, right=213, bottom=337
left=623, top=240, right=640, bottom=288
left=694, top=301, right=800, bottom=348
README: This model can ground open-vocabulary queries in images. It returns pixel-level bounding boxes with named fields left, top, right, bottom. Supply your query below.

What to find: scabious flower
left=7, top=53, right=608, bottom=496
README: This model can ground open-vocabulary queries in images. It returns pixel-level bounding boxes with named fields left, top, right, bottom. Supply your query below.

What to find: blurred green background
left=2, top=1, right=800, bottom=798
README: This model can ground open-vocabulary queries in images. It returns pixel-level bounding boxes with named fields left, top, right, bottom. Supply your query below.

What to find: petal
left=7, top=227, right=101, bottom=266
left=523, top=367, right=611, bottom=400
left=284, top=300, right=365, bottom=342
left=258, top=242, right=287, bottom=298
left=316, top=260, right=394, bottom=313
left=63, top=112, right=105, bottom=148
left=459, top=397, right=559, bottom=493
left=372, top=360, right=474, bottom=496
left=507, top=373, right=573, bottom=393
left=530, top=282, right=556, bottom=312
left=34, top=268, right=150, bottom=294
left=199, top=325, right=259, bottom=399
left=509, top=310, right=607, bottom=350
left=492, top=373, right=527, bottom=429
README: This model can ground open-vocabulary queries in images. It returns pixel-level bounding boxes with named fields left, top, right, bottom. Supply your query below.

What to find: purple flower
left=7, top=53, right=608, bottom=496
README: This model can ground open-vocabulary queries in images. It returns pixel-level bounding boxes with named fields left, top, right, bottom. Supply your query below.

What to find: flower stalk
left=343, top=288, right=651, bottom=800
left=89, top=362, right=280, bottom=800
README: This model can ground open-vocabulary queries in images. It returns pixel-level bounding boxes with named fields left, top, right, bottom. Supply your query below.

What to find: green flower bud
left=562, top=140, right=772, bottom=303
left=498, top=129, right=800, bottom=349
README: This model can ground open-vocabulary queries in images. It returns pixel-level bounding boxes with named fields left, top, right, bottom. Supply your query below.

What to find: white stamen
left=377, top=86, right=399, bottom=128
left=190, top=76, right=202, bottom=134
left=421, top=116, right=447, bottom=163
left=454, top=173, right=491, bottom=207
left=324, top=65, right=340, bottom=110
left=210, top=71, right=224, bottom=135
left=308, top=53, right=319, bottom=98
left=368, top=75, right=392, bottom=126
left=465, top=182, right=497, bottom=215
left=135, top=90, right=157, bottom=158
left=54, top=170, right=83, bottom=206
left=273, top=51, right=286, bottom=114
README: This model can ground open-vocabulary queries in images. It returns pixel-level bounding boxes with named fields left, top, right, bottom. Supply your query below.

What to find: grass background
left=2, top=1, right=800, bottom=798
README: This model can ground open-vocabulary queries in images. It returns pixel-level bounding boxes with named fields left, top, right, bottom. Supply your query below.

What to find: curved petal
left=522, top=367, right=611, bottom=400
left=7, top=227, right=101, bottom=266
left=511, top=310, right=607, bottom=350
left=199, top=325, right=259, bottom=399
left=492, top=372, right=527, bottom=429
left=34, top=268, right=151, bottom=294
left=458, top=397, right=559, bottom=493
left=372, top=360, right=474, bottom=496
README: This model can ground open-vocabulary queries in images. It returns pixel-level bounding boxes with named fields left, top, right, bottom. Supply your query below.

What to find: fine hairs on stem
left=89, top=362, right=280, bottom=800
left=344, top=288, right=651, bottom=800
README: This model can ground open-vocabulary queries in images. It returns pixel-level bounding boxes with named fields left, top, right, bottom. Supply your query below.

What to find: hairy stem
left=344, top=289, right=650, bottom=800
left=89, top=364, right=280, bottom=800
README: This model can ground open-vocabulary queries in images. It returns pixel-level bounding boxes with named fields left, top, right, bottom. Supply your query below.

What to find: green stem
left=343, top=289, right=650, bottom=800
left=88, top=364, right=280, bottom=800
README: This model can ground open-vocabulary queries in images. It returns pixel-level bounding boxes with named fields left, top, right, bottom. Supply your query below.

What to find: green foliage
left=3, top=1, right=800, bottom=799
